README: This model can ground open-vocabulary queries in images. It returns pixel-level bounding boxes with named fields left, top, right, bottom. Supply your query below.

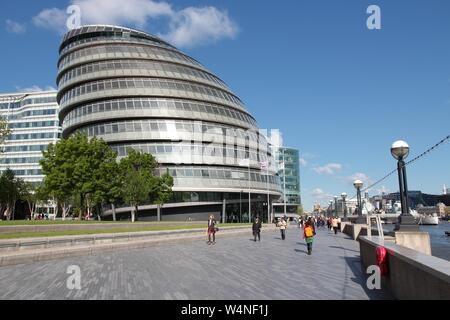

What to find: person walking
left=207, top=214, right=218, bottom=245
left=252, top=216, right=262, bottom=241
left=332, top=216, right=339, bottom=235
left=303, top=220, right=316, bottom=255
left=277, top=217, right=287, bottom=240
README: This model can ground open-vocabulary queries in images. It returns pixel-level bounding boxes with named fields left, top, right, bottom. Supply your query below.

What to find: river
left=383, top=221, right=450, bottom=261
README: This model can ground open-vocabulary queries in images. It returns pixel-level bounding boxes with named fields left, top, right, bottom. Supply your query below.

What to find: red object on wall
left=376, top=246, right=389, bottom=276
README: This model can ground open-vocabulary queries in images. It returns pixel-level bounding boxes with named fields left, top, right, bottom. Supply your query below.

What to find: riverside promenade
left=0, top=226, right=390, bottom=300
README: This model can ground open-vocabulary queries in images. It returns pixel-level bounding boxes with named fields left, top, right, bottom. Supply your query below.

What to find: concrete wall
left=359, top=236, right=450, bottom=300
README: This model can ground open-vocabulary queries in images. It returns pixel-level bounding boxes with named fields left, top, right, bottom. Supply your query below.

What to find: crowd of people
left=205, top=214, right=344, bottom=255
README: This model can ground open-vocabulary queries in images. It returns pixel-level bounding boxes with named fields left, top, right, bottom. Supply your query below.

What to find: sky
left=0, top=0, right=449, bottom=210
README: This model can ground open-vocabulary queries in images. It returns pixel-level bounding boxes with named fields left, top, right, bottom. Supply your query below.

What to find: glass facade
left=0, top=91, right=62, bottom=185
left=273, top=147, right=302, bottom=214
left=57, top=25, right=282, bottom=221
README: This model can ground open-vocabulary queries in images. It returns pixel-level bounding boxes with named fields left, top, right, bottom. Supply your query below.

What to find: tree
left=119, top=149, right=158, bottom=222
left=0, top=116, right=11, bottom=148
left=0, top=169, right=25, bottom=220
left=40, top=133, right=118, bottom=220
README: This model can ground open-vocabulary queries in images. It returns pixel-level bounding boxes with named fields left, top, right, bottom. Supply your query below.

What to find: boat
left=445, top=231, right=450, bottom=236
left=380, top=201, right=439, bottom=225
left=410, top=210, right=440, bottom=225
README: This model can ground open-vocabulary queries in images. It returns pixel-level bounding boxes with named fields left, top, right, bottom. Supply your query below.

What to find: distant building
left=271, top=146, right=302, bottom=217
left=0, top=91, right=61, bottom=185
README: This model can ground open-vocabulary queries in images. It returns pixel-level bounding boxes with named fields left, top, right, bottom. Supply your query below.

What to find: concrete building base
left=395, top=231, right=432, bottom=256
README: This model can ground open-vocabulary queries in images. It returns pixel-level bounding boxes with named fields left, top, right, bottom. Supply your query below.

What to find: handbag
left=214, top=227, right=219, bottom=232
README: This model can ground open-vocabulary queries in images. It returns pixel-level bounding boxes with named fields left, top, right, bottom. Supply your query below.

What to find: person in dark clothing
left=207, top=214, right=217, bottom=245
left=252, top=217, right=262, bottom=241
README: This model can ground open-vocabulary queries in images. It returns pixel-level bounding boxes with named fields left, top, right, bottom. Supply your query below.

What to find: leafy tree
left=119, top=149, right=158, bottom=222
left=40, top=133, right=118, bottom=219
left=0, top=116, right=11, bottom=149
left=0, top=169, right=25, bottom=220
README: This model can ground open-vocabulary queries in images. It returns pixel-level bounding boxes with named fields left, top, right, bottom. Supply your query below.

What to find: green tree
left=40, top=133, right=118, bottom=220
left=0, top=116, right=11, bottom=149
left=0, top=169, right=25, bottom=220
left=119, top=149, right=158, bottom=222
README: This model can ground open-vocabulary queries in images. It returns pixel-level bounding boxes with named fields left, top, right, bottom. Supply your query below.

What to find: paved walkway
left=0, top=226, right=391, bottom=300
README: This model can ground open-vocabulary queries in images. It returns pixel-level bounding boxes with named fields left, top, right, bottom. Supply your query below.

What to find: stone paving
left=0, top=225, right=391, bottom=300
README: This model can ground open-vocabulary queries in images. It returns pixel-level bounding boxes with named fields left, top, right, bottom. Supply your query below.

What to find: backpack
left=305, top=226, right=314, bottom=238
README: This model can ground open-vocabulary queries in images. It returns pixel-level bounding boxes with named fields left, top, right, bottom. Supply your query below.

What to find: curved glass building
left=57, top=25, right=281, bottom=222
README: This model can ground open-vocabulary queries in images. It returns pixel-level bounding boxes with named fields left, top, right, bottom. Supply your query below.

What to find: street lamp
left=341, top=192, right=348, bottom=220
left=391, top=140, right=417, bottom=230
left=329, top=200, right=333, bottom=217
left=333, top=195, right=338, bottom=217
left=353, top=180, right=365, bottom=224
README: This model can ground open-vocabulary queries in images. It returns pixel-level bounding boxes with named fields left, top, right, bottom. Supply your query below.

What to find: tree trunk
left=135, top=205, right=139, bottom=222
left=131, top=207, right=136, bottom=223
left=112, top=203, right=117, bottom=222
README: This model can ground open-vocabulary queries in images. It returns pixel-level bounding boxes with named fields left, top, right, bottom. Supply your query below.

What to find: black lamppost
left=391, top=140, right=418, bottom=230
left=333, top=195, right=338, bottom=217
left=353, top=180, right=366, bottom=224
left=341, top=192, right=348, bottom=220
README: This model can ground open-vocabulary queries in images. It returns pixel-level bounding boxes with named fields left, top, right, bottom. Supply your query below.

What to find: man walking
left=277, top=218, right=287, bottom=240
left=252, top=216, right=262, bottom=241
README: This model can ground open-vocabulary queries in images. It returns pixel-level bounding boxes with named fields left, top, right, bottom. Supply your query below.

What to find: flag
left=260, top=161, right=268, bottom=170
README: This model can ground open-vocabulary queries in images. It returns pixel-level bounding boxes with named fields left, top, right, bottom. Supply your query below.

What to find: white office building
left=0, top=91, right=61, bottom=185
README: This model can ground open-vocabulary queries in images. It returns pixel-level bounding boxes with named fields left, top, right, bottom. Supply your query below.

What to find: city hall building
left=56, top=25, right=282, bottom=222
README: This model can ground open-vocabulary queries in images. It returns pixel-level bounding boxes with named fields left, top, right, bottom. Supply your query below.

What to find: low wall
left=359, top=236, right=450, bottom=300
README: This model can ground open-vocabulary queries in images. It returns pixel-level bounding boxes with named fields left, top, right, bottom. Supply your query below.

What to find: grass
left=0, top=223, right=251, bottom=240
left=0, top=220, right=119, bottom=226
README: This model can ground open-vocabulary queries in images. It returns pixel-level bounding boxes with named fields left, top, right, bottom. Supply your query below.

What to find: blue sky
left=1, top=0, right=449, bottom=210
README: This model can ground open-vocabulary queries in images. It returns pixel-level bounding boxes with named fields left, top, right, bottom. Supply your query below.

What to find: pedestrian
left=337, top=216, right=342, bottom=231
left=277, top=217, right=287, bottom=240
left=206, top=214, right=218, bottom=245
left=332, top=216, right=339, bottom=235
left=252, top=216, right=262, bottom=241
left=303, top=220, right=316, bottom=255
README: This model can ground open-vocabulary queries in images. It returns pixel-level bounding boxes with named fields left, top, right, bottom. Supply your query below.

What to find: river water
left=383, top=221, right=450, bottom=261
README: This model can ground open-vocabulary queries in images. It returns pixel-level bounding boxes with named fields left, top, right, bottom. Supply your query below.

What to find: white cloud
left=299, top=158, right=308, bottom=167
left=5, top=20, right=26, bottom=34
left=32, top=0, right=238, bottom=48
left=16, top=85, right=57, bottom=93
left=345, top=172, right=374, bottom=187
left=162, top=6, right=238, bottom=48
left=311, top=188, right=332, bottom=200
left=72, top=0, right=172, bottom=27
left=313, top=163, right=342, bottom=175
left=32, top=8, right=67, bottom=33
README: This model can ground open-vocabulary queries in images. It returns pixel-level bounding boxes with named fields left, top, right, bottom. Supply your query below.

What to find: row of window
left=8, top=121, right=60, bottom=129
left=59, top=42, right=200, bottom=71
left=2, top=145, right=48, bottom=152
left=77, top=119, right=260, bottom=142
left=64, top=98, right=256, bottom=127
left=155, top=166, right=280, bottom=185
left=7, top=132, right=61, bottom=141
left=6, top=108, right=57, bottom=120
left=0, top=97, right=57, bottom=110
left=60, top=78, right=243, bottom=108
left=59, top=59, right=227, bottom=90
left=60, top=31, right=176, bottom=57
left=0, top=157, right=42, bottom=164
left=111, top=143, right=269, bottom=162
left=0, top=169, right=42, bottom=176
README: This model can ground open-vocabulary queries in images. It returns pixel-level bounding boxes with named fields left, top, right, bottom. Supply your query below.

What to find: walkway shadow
left=341, top=256, right=393, bottom=300
left=294, top=248, right=308, bottom=254
left=329, top=245, right=359, bottom=253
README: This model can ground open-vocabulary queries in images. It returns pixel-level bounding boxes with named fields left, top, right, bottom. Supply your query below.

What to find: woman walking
left=207, top=214, right=218, bottom=245
left=332, top=216, right=339, bottom=235
left=252, top=216, right=262, bottom=241
left=277, top=218, right=287, bottom=240
left=303, top=220, right=315, bottom=255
